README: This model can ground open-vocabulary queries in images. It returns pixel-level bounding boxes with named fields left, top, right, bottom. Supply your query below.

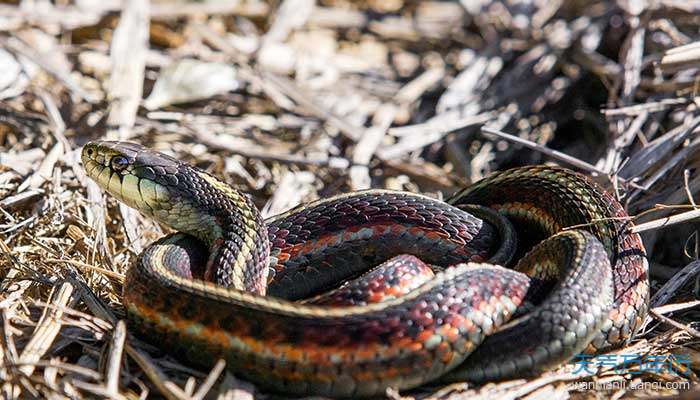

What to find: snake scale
left=81, top=140, right=649, bottom=397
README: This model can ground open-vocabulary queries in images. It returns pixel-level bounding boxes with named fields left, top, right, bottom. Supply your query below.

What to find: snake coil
left=82, top=141, right=648, bottom=398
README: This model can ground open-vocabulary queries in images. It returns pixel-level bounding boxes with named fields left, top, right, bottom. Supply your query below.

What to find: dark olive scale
left=81, top=141, right=648, bottom=398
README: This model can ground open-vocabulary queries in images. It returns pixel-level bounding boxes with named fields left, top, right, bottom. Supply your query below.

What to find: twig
left=125, top=342, right=191, bottom=400
left=480, top=126, right=614, bottom=178
left=191, top=360, right=226, bottom=400
left=105, top=320, right=127, bottom=395
left=632, top=208, right=700, bottom=233
left=602, top=98, right=691, bottom=117
left=650, top=261, right=700, bottom=308
left=377, top=112, right=492, bottom=160
left=106, top=0, right=149, bottom=139
left=18, top=281, right=78, bottom=377
left=649, top=309, right=700, bottom=339
left=350, top=104, right=396, bottom=190
left=46, top=259, right=125, bottom=282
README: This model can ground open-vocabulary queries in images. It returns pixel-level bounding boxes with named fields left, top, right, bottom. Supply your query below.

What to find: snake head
left=81, top=141, right=182, bottom=206
left=82, top=140, right=270, bottom=289
left=81, top=140, right=185, bottom=224
left=81, top=140, right=241, bottom=246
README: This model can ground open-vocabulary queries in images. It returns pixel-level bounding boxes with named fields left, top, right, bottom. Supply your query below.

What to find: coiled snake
left=82, top=141, right=648, bottom=397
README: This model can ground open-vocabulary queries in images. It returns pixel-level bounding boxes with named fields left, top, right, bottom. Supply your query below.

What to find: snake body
left=81, top=141, right=648, bottom=397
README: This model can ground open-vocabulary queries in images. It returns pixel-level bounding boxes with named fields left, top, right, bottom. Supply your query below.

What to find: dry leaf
left=0, top=48, right=28, bottom=99
left=143, top=59, right=239, bottom=110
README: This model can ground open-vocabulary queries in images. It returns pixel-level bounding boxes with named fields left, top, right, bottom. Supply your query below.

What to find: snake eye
left=111, top=156, right=129, bottom=171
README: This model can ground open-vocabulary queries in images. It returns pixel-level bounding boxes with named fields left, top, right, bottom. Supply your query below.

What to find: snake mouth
left=82, top=142, right=132, bottom=201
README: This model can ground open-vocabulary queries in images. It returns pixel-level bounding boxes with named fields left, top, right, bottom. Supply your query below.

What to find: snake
left=81, top=140, right=649, bottom=398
